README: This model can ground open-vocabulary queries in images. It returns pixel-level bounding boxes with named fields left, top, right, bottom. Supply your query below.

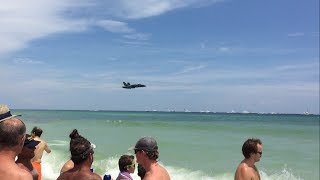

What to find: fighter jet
left=122, top=82, right=146, bottom=89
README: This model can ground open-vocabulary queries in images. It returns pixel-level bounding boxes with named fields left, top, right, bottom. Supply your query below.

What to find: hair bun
left=69, top=129, right=80, bottom=139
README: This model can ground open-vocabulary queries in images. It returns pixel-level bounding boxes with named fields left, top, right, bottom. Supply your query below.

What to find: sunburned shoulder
left=144, top=167, right=170, bottom=180
left=235, top=163, right=258, bottom=180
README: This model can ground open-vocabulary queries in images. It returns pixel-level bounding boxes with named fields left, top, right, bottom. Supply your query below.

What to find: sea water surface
left=14, top=110, right=319, bottom=180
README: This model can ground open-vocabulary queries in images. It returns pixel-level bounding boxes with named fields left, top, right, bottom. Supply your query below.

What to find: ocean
left=13, top=110, right=319, bottom=180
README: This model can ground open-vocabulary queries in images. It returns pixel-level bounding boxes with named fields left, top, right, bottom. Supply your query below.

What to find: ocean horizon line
left=12, top=108, right=320, bottom=116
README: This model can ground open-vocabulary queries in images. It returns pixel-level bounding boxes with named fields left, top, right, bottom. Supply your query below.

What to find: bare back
left=16, top=163, right=38, bottom=180
left=32, top=137, right=51, bottom=162
left=57, top=170, right=102, bottom=180
left=234, top=162, right=260, bottom=180
left=144, top=163, right=170, bottom=180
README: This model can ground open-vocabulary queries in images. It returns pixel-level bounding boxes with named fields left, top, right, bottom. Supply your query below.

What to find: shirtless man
left=16, top=134, right=41, bottom=180
left=31, top=127, right=51, bottom=180
left=0, top=104, right=32, bottom=180
left=57, top=129, right=101, bottom=180
left=133, top=136, right=170, bottom=180
left=234, top=138, right=262, bottom=180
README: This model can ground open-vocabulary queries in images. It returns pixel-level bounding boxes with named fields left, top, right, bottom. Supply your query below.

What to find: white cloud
left=274, top=62, right=319, bottom=71
left=104, top=0, right=222, bottom=19
left=13, top=58, right=44, bottom=65
left=218, top=47, right=230, bottom=52
left=96, top=20, right=134, bottom=33
left=123, top=33, right=151, bottom=41
left=0, top=0, right=222, bottom=56
left=118, top=40, right=151, bottom=46
left=0, top=0, right=91, bottom=56
left=287, top=32, right=305, bottom=37
left=175, top=65, right=208, bottom=75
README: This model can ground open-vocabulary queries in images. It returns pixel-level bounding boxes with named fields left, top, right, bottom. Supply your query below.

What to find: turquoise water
left=14, top=110, right=319, bottom=180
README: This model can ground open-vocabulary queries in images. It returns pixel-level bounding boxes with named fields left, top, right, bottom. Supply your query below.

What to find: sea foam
left=41, top=153, right=303, bottom=180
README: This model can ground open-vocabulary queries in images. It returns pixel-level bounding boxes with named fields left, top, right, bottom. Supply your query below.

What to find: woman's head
left=118, top=154, right=135, bottom=173
left=69, top=129, right=93, bottom=165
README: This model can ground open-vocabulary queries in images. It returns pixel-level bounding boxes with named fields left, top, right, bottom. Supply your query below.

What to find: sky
left=0, top=0, right=319, bottom=114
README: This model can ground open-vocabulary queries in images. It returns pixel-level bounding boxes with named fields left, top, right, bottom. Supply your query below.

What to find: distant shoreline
left=13, top=109, right=320, bottom=116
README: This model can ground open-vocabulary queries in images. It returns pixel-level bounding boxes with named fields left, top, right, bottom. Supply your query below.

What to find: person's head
left=0, top=117, right=26, bottom=149
left=0, top=105, right=26, bottom=150
left=242, top=138, right=262, bottom=160
left=134, top=136, right=159, bottom=162
left=137, top=163, right=146, bottom=179
left=31, top=126, right=43, bottom=137
left=69, top=129, right=94, bottom=165
left=118, top=154, right=136, bottom=173
left=18, top=134, right=40, bottom=159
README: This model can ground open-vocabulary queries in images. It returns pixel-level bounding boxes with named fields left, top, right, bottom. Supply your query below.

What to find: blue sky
left=0, top=0, right=319, bottom=114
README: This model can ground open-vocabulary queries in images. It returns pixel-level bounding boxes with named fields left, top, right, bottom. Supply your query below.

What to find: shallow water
left=16, top=110, right=319, bottom=180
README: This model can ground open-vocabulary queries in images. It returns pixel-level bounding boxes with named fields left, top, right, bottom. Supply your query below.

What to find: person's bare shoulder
left=91, top=173, right=102, bottom=180
left=235, top=163, right=252, bottom=180
left=60, top=160, right=74, bottom=173
left=144, top=166, right=170, bottom=180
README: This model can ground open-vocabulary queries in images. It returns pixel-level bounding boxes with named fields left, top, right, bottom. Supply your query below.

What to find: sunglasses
left=127, top=163, right=136, bottom=168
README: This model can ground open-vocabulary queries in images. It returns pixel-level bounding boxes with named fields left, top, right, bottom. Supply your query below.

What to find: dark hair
left=118, top=155, right=134, bottom=172
left=69, top=129, right=93, bottom=164
left=242, top=138, right=262, bottom=159
left=31, top=127, right=43, bottom=137
left=0, top=118, right=26, bottom=147
left=145, top=150, right=159, bottom=160
left=137, top=164, right=146, bottom=179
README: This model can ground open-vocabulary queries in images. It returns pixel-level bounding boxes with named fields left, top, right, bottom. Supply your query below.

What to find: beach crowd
left=0, top=104, right=263, bottom=180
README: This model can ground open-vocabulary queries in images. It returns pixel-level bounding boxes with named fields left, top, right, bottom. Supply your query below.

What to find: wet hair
left=31, top=127, right=43, bottom=137
left=0, top=118, right=26, bottom=147
left=242, top=138, right=262, bottom=159
left=69, top=129, right=93, bottom=164
left=118, top=155, right=135, bottom=172
left=137, top=164, right=146, bottom=179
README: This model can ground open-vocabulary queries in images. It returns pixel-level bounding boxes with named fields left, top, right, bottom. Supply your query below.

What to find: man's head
left=69, top=129, right=94, bottom=165
left=0, top=117, right=26, bottom=149
left=134, top=136, right=159, bottom=161
left=242, top=138, right=262, bottom=160
left=19, top=134, right=40, bottom=159
left=31, top=126, right=43, bottom=137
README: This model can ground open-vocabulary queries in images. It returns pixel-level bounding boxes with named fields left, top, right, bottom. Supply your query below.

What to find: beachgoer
left=16, top=134, right=41, bottom=180
left=234, top=138, right=263, bottom=180
left=31, top=126, right=51, bottom=180
left=60, top=145, right=96, bottom=173
left=116, top=154, right=135, bottom=180
left=137, top=164, right=146, bottom=180
left=133, top=136, right=171, bottom=180
left=57, top=129, right=101, bottom=180
left=0, top=104, right=33, bottom=180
